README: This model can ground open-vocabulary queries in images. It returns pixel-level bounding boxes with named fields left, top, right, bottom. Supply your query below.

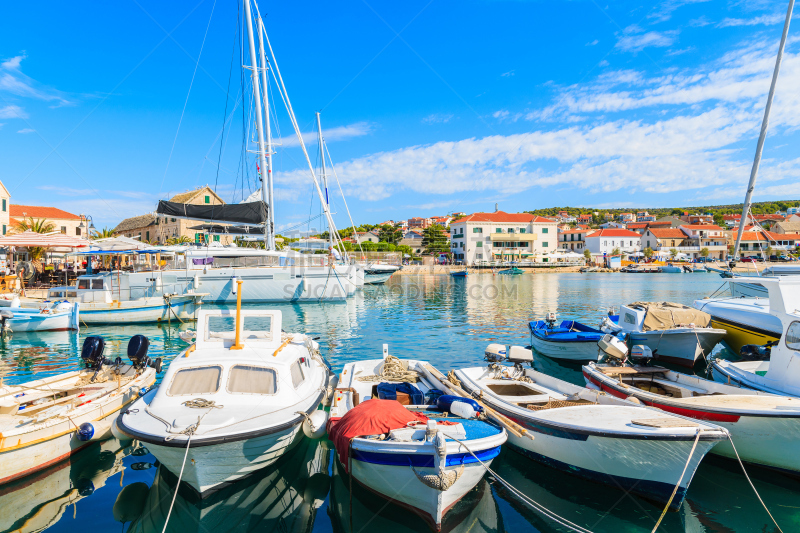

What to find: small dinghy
left=497, top=267, right=523, bottom=275
left=0, top=299, right=79, bottom=335
left=454, top=344, right=727, bottom=509
left=583, top=334, right=800, bottom=475
left=600, top=301, right=726, bottom=366
left=327, top=348, right=507, bottom=530
left=529, top=313, right=608, bottom=361
left=0, top=334, right=159, bottom=485
left=118, top=295, right=332, bottom=497
left=450, top=270, right=468, bottom=278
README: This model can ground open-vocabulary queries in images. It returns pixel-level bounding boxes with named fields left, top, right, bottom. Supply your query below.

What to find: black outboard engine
left=128, top=335, right=162, bottom=373
left=0, top=309, right=13, bottom=336
left=739, top=340, right=778, bottom=361
left=81, top=336, right=109, bottom=370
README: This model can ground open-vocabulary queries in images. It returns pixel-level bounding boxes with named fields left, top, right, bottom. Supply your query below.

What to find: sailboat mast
left=257, top=16, right=275, bottom=251
left=243, top=0, right=270, bottom=248
left=316, top=112, right=332, bottom=251
left=733, top=0, right=794, bottom=260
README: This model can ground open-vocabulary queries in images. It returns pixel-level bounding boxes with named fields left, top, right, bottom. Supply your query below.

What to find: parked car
left=741, top=257, right=758, bottom=263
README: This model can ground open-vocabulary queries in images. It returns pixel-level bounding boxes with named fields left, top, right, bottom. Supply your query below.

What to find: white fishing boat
left=583, top=336, right=800, bottom=476
left=44, top=271, right=205, bottom=324
left=692, top=295, right=781, bottom=353
left=600, top=302, right=726, bottom=366
left=0, top=335, right=158, bottom=485
left=363, top=263, right=400, bottom=284
left=117, top=291, right=331, bottom=497
left=454, top=344, right=727, bottom=509
left=0, top=299, right=79, bottom=333
left=710, top=276, right=800, bottom=397
left=328, top=349, right=507, bottom=530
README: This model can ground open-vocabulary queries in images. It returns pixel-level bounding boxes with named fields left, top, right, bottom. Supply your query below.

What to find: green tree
left=700, top=247, right=710, bottom=258
left=377, top=224, right=402, bottom=245
left=643, top=247, right=654, bottom=259
left=167, top=235, right=192, bottom=245
left=422, top=224, right=450, bottom=255
left=92, top=227, right=115, bottom=239
left=670, top=248, right=678, bottom=258
left=11, top=217, right=56, bottom=261
left=712, top=213, right=725, bottom=227
left=583, top=249, right=592, bottom=260
left=611, top=247, right=621, bottom=256
left=765, top=246, right=773, bottom=259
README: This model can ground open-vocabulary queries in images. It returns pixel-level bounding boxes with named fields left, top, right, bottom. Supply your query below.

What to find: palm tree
left=643, top=247, right=654, bottom=259
left=168, top=235, right=192, bottom=245
left=670, top=248, right=678, bottom=258
left=92, top=227, right=115, bottom=239
left=10, top=217, right=55, bottom=262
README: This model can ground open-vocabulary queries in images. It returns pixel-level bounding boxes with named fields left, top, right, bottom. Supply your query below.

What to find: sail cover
left=156, top=200, right=268, bottom=225
left=629, top=302, right=712, bottom=331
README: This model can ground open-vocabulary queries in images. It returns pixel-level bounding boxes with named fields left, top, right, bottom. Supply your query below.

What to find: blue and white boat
left=328, top=349, right=506, bottom=531
left=0, top=299, right=79, bottom=333
left=450, top=270, right=468, bottom=278
left=455, top=345, right=727, bottom=510
left=529, top=314, right=605, bottom=360
left=659, top=263, right=683, bottom=273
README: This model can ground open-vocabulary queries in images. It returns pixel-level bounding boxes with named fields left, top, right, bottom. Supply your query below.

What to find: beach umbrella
left=0, top=231, right=88, bottom=248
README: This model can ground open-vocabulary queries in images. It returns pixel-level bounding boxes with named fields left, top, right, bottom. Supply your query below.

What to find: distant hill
left=525, top=200, right=800, bottom=219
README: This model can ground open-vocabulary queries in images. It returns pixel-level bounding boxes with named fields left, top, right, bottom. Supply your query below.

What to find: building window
left=205, top=195, right=210, bottom=204
left=543, top=242, right=549, bottom=248
left=476, top=242, right=482, bottom=247
left=2, top=225, right=5, bottom=235
left=542, top=228, right=548, bottom=234
left=61, top=226, right=66, bottom=234
left=520, top=228, right=526, bottom=233
left=76, top=227, right=81, bottom=236
left=507, top=228, right=514, bottom=233
left=1, top=199, right=5, bottom=212
left=495, top=228, right=502, bottom=233
left=172, top=218, right=176, bottom=222
left=473, top=227, right=482, bottom=233
left=146, top=231, right=150, bottom=241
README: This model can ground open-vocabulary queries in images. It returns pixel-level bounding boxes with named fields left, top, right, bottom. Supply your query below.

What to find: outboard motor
left=0, top=309, right=13, bottom=337
left=545, top=312, right=557, bottom=329
left=127, top=335, right=162, bottom=373
left=81, top=336, right=108, bottom=370
left=739, top=340, right=778, bottom=361
left=484, top=343, right=506, bottom=363
left=597, top=333, right=628, bottom=364
left=629, top=344, right=654, bottom=365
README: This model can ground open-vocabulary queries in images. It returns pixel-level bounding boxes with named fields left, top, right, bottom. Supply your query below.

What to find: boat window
left=786, top=321, right=800, bottom=351
left=92, top=279, right=104, bottom=290
left=227, top=365, right=277, bottom=394
left=623, top=313, right=637, bottom=325
left=168, top=366, right=222, bottom=396
left=205, top=315, right=274, bottom=342
left=78, top=279, right=90, bottom=290
left=290, top=360, right=305, bottom=388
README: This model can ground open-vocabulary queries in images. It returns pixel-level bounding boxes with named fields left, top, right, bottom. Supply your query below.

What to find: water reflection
left=0, top=439, right=134, bottom=533
left=126, top=438, right=331, bottom=533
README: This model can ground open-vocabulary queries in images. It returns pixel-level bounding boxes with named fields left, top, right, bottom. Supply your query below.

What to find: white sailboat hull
left=78, top=295, right=200, bottom=324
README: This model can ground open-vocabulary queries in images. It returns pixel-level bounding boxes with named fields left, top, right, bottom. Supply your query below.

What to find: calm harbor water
left=2, top=272, right=798, bottom=533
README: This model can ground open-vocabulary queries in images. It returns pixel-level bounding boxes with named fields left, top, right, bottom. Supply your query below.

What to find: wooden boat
left=0, top=335, right=158, bottom=485
left=497, top=267, right=523, bottom=275
left=582, top=358, right=800, bottom=476
left=528, top=315, right=606, bottom=361
left=118, top=304, right=332, bottom=497
left=454, top=344, right=727, bottom=509
left=600, top=302, right=726, bottom=366
left=328, top=349, right=507, bottom=530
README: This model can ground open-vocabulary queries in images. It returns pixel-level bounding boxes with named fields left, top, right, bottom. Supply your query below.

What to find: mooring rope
left=650, top=429, right=701, bottom=532
left=356, top=355, right=419, bottom=383
left=726, top=433, right=784, bottom=533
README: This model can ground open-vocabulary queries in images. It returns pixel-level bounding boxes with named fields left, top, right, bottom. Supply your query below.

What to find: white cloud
left=17, top=128, right=34, bottom=134
left=616, top=26, right=679, bottom=52
left=0, top=54, right=73, bottom=107
left=599, top=60, right=610, bottom=67
left=501, top=70, right=515, bottom=77
left=276, top=121, right=371, bottom=148
left=718, top=14, right=787, bottom=27
left=0, top=105, right=27, bottom=119
left=422, top=113, right=454, bottom=124
left=648, top=0, right=711, bottom=23
left=586, top=39, right=599, bottom=46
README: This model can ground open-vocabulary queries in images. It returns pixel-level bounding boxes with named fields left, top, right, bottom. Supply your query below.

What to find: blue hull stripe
left=352, top=446, right=501, bottom=468
left=508, top=443, right=686, bottom=509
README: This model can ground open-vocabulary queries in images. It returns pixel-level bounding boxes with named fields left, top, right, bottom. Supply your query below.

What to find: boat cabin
left=47, top=271, right=180, bottom=303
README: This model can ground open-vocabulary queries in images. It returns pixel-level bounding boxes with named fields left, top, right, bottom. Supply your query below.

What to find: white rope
left=356, top=355, right=419, bottom=383
left=650, top=429, right=701, bottom=532
left=449, top=436, right=594, bottom=533
left=161, top=429, right=193, bottom=533
left=726, top=433, right=784, bottom=533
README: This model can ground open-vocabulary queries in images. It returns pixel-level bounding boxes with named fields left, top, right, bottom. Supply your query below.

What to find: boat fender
left=625, top=396, right=642, bottom=405
left=77, top=418, right=113, bottom=442
left=450, top=400, right=478, bottom=419
left=137, top=386, right=147, bottom=397
left=302, top=410, right=329, bottom=439
left=436, top=395, right=482, bottom=415
left=111, top=416, right=133, bottom=443
left=113, top=482, right=150, bottom=524
left=303, top=473, right=332, bottom=508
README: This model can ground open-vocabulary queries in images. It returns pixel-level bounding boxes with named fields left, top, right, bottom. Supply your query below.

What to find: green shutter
left=205, top=195, right=210, bottom=204
left=1, top=199, right=5, bottom=211
left=477, top=241, right=482, bottom=247
left=542, top=228, right=548, bottom=234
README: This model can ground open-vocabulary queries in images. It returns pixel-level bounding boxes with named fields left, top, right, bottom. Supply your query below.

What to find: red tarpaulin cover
left=327, top=399, right=429, bottom=469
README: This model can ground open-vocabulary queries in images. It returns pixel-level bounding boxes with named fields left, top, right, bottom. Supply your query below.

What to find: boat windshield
left=204, top=315, right=274, bottom=342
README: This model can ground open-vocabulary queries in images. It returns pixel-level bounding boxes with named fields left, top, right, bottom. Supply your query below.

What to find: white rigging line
left=324, top=141, right=365, bottom=260
left=160, top=0, right=218, bottom=194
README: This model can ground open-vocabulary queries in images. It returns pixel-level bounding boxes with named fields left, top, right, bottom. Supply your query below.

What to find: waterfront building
left=585, top=228, right=641, bottom=256
left=774, top=218, right=800, bottom=234
left=449, top=211, right=557, bottom=263
left=10, top=205, right=82, bottom=237
left=677, top=224, right=727, bottom=259
left=641, top=228, right=686, bottom=252
left=407, top=217, right=432, bottom=230
left=398, top=238, right=424, bottom=256
left=737, top=231, right=800, bottom=258
left=558, top=228, right=594, bottom=251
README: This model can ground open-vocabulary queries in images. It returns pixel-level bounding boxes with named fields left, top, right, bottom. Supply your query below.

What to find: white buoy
left=302, top=410, right=329, bottom=439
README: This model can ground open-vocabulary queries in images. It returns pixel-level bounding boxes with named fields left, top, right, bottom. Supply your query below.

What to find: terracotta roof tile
left=680, top=224, right=724, bottom=231
left=10, top=205, right=81, bottom=220
left=456, top=211, right=554, bottom=223
left=587, top=229, right=642, bottom=238
left=648, top=228, right=685, bottom=239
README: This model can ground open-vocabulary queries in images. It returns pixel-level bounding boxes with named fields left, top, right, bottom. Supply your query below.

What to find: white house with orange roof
left=585, top=228, right=641, bottom=256
left=10, top=205, right=83, bottom=237
left=678, top=224, right=727, bottom=259
left=558, top=228, right=595, bottom=251
left=449, top=210, right=558, bottom=263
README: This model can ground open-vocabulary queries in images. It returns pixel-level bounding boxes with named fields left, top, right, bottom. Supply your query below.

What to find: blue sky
left=1, top=0, right=799, bottom=232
